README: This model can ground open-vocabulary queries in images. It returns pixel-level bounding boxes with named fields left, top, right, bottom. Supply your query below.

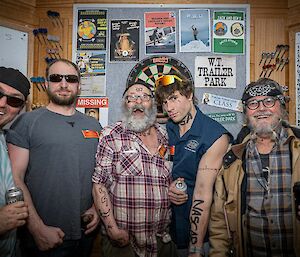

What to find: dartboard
left=126, top=55, right=194, bottom=91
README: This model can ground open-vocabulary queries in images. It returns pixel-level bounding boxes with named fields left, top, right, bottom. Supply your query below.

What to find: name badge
left=82, top=130, right=100, bottom=138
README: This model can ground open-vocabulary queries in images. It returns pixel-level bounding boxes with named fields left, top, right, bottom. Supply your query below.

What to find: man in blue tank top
left=155, top=74, right=232, bottom=257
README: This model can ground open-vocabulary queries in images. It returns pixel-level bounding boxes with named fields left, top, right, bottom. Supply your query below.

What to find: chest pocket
left=119, top=146, right=142, bottom=176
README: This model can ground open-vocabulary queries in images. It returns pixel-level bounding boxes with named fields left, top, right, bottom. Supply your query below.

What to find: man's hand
left=32, top=224, right=65, bottom=251
left=82, top=205, right=100, bottom=235
left=107, top=227, right=130, bottom=247
left=0, top=201, right=28, bottom=235
left=168, top=178, right=188, bottom=205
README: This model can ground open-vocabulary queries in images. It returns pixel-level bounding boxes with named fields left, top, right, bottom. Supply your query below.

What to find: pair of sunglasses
left=0, top=91, right=25, bottom=108
left=48, top=74, right=79, bottom=83
left=155, top=75, right=183, bottom=88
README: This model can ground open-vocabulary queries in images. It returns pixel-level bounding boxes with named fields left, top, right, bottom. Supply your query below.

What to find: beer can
left=175, top=180, right=187, bottom=193
left=293, top=181, right=300, bottom=219
left=5, top=187, right=24, bottom=205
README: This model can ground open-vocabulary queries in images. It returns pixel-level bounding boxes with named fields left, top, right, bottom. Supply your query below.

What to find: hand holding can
left=293, top=182, right=300, bottom=220
left=5, top=187, right=24, bottom=205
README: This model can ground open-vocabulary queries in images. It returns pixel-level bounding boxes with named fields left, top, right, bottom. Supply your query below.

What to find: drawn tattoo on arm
left=98, top=187, right=111, bottom=218
left=190, top=199, right=204, bottom=245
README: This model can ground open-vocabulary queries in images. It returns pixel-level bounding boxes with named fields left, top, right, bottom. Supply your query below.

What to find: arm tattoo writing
left=190, top=199, right=204, bottom=244
left=98, top=187, right=111, bottom=218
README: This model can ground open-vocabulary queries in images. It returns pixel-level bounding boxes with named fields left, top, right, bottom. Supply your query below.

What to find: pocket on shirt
left=119, top=146, right=142, bottom=176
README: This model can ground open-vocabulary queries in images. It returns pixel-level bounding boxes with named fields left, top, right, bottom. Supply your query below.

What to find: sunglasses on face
left=0, top=90, right=25, bottom=108
left=155, top=75, right=183, bottom=89
left=48, top=74, right=79, bottom=83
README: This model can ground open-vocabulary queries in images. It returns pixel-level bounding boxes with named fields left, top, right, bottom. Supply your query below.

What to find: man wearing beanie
left=210, top=78, right=300, bottom=257
left=0, top=67, right=29, bottom=257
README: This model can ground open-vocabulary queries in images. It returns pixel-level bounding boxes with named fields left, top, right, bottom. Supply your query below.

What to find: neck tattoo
left=180, top=112, right=193, bottom=125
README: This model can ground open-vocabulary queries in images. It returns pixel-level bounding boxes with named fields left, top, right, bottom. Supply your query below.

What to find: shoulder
left=75, top=111, right=102, bottom=129
left=100, top=121, right=125, bottom=138
left=11, top=108, right=46, bottom=128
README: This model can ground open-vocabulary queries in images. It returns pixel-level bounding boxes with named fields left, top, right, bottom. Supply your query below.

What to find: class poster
left=144, top=11, right=176, bottom=54
left=110, top=20, right=140, bottom=62
left=213, top=11, right=245, bottom=54
left=77, top=9, right=107, bottom=50
left=76, top=97, right=109, bottom=127
left=179, top=9, right=211, bottom=52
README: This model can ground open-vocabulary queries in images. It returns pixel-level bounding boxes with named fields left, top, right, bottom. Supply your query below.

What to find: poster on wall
left=213, top=11, right=245, bottom=54
left=76, top=52, right=106, bottom=96
left=144, top=11, right=176, bottom=54
left=202, top=93, right=243, bottom=112
left=194, top=56, right=236, bottom=88
left=77, top=9, right=107, bottom=50
left=296, top=32, right=300, bottom=127
left=179, top=9, right=211, bottom=52
left=76, top=97, right=109, bottom=127
left=110, top=20, right=140, bottom=62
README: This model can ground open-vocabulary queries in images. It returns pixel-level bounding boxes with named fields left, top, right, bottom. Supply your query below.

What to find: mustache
left=129, top=104, right=145, bottom=113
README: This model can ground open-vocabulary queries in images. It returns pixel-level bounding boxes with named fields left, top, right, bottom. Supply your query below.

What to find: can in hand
left=175, top=180, right=187, bottom=193
left=293, top=181, right=300, bottom=220
left=5, top=187, right=24, bottom=205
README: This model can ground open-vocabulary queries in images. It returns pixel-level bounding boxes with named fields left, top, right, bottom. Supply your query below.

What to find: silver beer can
left=175, top=180, right=187, bottom=193
left=5, top=187, right=24, bottom=204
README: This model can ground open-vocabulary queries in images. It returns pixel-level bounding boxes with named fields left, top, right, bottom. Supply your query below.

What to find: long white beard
left=122, top=102, right=157, bottom=133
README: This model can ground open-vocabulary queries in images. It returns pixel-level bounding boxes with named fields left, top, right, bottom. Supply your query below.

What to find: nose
left=0, top=95, right=7, bottom=107
left=257, top=100, right=266, bottom=110
left=135, top=96, right=143, bottom=104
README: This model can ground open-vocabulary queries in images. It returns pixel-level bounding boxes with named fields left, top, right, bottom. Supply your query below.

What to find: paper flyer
left=179, top=9, right=211, bottom=52
left=213, top=11, right=245, bottom=54
left=110, top=19, right=140, bottom=62
left=195, top=56, right=236, bottom=88
left=144, top=11, right=176, bottom=54
left=77, top=9, right=107, bottom=50
left=76, top=97, right=109, bottom=127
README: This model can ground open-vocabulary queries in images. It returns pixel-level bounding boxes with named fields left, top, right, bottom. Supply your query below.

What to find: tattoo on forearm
left=98, top=187, right=110, bottom=218
left=180, top=112, right=193, bottom=125
left=199, top=166, right=219, bottom=172
left=190, top=199, right=204, bottom=245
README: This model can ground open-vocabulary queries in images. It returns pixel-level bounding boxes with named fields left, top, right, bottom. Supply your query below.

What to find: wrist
left=189, top=245, right=204, bottom=256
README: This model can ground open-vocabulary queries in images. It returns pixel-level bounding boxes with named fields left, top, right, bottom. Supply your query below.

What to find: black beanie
left=0, top=67, right=30, bottom=99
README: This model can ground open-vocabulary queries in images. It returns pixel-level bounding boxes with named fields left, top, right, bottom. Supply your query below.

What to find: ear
left=188, top=92, right=193, bottom=101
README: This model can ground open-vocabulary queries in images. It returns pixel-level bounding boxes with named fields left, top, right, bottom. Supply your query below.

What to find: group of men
left=0, top=58, right=299, bottom=257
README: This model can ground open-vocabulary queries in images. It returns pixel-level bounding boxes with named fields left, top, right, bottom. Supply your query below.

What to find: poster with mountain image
left=179, top=9, right=211, bottom=52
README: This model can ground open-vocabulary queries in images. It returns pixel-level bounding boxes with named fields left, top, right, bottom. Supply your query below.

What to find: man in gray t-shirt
left=7, top=59, right=102, bottom=257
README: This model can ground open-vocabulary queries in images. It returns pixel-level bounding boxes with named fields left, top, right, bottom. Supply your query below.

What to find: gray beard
left=122, top=101, right=157, bottom=133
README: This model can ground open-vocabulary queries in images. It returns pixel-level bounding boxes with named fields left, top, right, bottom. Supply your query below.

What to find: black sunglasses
left=48, top=74, right=79, bottom=83
left=0, top=90, right=25, bottom=108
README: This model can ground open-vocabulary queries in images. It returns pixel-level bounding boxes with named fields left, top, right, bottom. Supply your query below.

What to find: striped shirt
left=245, top=128, right=295, bottom=257
left=92, top=122, right=172, bottom=257
left=0, top=130, right=16, bottom=257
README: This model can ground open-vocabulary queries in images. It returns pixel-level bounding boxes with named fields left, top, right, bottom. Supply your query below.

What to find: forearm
left=92, top=183, right=119, bottom=236
left=189, top=193, right=212, bottom=248
left=13, top=176, right=44, bottom=233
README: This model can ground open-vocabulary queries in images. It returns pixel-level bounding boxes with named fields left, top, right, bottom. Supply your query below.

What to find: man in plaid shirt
left=210, top=78, right=300, bottom=257
left=92, top=83, right=178, bottom=257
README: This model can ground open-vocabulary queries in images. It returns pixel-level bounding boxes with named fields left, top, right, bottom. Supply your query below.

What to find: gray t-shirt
left=6, top=108, right=102, bottom=240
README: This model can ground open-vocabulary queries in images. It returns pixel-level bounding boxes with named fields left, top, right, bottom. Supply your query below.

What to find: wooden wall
left=0, top=0, right=295, bottom=122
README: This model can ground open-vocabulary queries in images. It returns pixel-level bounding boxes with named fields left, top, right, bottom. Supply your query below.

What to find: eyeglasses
left=245, top=97, right=278, bottom=110
left=0, top=90, right=25, bottom=108
left=125, top=94, right=153, bottom=102
left=155, top=75, right=182, bottom=88
left=48, top=74, right=79, bottom=83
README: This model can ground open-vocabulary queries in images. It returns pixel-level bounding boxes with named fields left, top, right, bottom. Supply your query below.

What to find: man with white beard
left=92, top=83, right=178, bottom=257
left=210, top=78, right=300, bottom=257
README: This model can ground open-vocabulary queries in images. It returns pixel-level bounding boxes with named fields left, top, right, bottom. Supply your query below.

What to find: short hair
left=155, top=74, right=197, bottom=106
left=46, top=59, right=81, bottom=81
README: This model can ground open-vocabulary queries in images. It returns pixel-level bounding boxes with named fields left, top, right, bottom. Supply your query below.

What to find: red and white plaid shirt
left=92, top=121, right=172, bottom=257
